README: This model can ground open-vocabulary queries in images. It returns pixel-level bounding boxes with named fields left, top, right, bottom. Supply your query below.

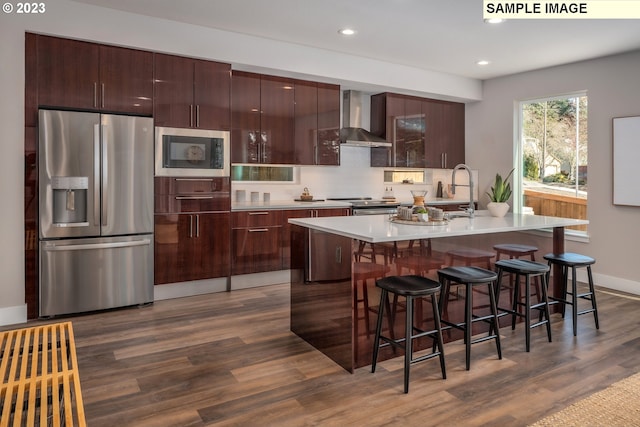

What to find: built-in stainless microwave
left=155, top=126, right=230, bottom=177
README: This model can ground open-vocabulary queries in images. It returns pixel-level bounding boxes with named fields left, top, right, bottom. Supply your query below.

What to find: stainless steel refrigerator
left=38, top=109, right=154, bottom=317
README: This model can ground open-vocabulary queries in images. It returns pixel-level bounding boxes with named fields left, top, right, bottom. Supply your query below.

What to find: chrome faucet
left=451, top=164, right=475, bottom=218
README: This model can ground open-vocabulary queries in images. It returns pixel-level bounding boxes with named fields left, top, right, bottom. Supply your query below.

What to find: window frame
left=514, top=90, right=588, bottom=237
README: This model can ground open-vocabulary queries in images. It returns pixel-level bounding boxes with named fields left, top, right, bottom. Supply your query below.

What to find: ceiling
left=72, top=0, right=640, bottom=80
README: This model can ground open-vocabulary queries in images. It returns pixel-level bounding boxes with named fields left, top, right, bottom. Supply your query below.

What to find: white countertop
left=232, top=198, right=470, bottom=211
left=288, top=212, right=588, bottom=243
left=232, top=200, right=352, bottom=211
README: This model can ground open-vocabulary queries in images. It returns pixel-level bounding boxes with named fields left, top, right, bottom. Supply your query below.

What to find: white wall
left=467, top=50, right=640, bottom=295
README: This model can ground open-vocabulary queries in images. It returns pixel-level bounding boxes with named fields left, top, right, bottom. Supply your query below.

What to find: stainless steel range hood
left=340, top=91, right=391, bottom=147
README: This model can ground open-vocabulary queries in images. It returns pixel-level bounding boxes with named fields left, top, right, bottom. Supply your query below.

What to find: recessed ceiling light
left=484, top=18, right=505, bottom=24
left=338, top=28, right=356, bottom=36
left=477, top=60, right=490, bottom=66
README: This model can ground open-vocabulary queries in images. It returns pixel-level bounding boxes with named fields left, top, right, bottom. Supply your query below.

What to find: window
left=516, top=93, right=588, bottom=233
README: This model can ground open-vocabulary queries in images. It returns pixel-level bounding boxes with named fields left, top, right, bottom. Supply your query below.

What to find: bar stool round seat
left=493, top=244, right=538, bottom=259
left=494, top=259, right=552, bottom=352
left=371, top=275, right=446, bottom=393
left=543, top=252, right=599, bottom=336
left=437, top=266, right=502, bottom=370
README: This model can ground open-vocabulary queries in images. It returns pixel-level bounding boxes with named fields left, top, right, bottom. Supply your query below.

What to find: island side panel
left=290, top=225, right=354, bottom=373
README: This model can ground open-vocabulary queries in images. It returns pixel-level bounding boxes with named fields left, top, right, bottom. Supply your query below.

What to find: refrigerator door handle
left=42, top=238, right=151, bottom=252
left=93, top=123, right=101, bottom=226
left=101, top=123, right=108, bottom=227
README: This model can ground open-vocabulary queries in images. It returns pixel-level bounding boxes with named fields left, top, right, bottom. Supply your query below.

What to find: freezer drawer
left=39, top=235, right=154, bottom=317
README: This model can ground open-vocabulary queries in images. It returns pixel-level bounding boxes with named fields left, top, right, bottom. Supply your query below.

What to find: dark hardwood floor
left=9, top=284, right=639, bottom=426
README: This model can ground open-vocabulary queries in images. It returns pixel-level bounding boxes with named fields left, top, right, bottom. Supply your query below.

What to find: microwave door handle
left=101, top=123, right=108, bottom=227
left=94, top=123, right=100, bottom=226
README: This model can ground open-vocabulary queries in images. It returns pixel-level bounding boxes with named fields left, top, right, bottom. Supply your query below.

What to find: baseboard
left=154, top=277, right=229, bottom=301
left=0, top=304, right=28, bottom=327
left=571, top=269, right=640, bottom=296
left=230, top=270, right=291, bottom=290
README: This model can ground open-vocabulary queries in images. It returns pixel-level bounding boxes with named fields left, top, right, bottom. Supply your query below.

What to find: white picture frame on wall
left=613, top=116, right=640, bottom=206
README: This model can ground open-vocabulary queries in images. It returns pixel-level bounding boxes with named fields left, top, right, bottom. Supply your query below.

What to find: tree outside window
left=519, top=94, right=587, bottom=232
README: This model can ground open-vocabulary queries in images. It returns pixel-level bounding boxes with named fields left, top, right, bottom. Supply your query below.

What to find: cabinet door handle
left=190, top=105, right=194, bottom=127
left=189, top=215, right=194, bottom=238
left=101, top=83, right=105, bottom=108
left=196, top=105, right=200, bottom=128
left=174, top=178, right=214, bottom=182
left=93, top=82, right=98, bottom=108
left=248, top=228, right=269, bottom=232
left=175, top=196, right=214, bottom=200
left=195, top=214, right=200, bottom=237
left=248, top=212, right=269, bottom=216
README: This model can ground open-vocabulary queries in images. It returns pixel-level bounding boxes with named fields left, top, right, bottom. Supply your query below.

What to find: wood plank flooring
left=5, top=284, right=639, bottom=426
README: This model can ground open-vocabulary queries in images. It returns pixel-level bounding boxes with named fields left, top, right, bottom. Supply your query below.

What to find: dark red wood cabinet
left=294, top=81, right=340, bottom=165
left=155, top=211, right=230, bottom=284
left=370, top=92, right=465, bottom=168
left=231, top=71, right=296, bottom=164
left=231, top=210, right=283, bottom=275
left=154, top=177, right=231, bottom=284
left=37, top=35, right=153, bottom=115
left=154, top=53, right=231, bottom=130
left=419, top=100, right=465, bottom=169
left=281, top=207, right=351, bottom=269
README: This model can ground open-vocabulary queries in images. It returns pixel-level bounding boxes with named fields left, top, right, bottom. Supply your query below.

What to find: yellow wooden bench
left=0, top=321, right=86, bottom=426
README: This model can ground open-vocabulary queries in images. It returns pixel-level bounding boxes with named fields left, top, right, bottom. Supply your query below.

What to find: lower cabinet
left=232, top=207, right=351, bottom=274
left=281, top=207, right=351, bottom=270
left=155, top=212, right=230, bottom=284
left=231, top=210, right=283, bottom=275
left=437, top=202, right=477, bottom=211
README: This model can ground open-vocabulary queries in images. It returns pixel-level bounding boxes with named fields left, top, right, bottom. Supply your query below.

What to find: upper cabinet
left=231, top=71, right=295, bottom=164
left=37, top=35, right=153, bottom=115
left=294, top=81, right=341, bottom=166
left=370, top=93, right=465, bottom=168
left=428, top=100, right=465, bottom=169
left=154, top=53, right=231, bottom=130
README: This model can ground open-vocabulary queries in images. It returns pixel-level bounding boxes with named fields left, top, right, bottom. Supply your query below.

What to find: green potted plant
left=412, top=206, right=428, bottom=222
left=486, top=169, right=514, bottom=217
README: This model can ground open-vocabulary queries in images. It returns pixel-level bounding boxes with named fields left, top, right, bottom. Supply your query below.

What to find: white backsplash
left=231, top=145, right=478, bottom=203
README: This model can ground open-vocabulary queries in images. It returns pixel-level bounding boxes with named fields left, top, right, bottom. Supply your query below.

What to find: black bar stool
left=371, top=275, right=446, bottom=393
left=543, top=253, right=599, bottom=336
left=494, top=259, right=552, bottom=352
left=493, top=243, right=541, bottom=304
left=437, top=266, right=502, bottom=370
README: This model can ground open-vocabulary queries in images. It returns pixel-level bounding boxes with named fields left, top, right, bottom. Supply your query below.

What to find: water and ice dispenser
left=51, top=176, right=89, bottom=226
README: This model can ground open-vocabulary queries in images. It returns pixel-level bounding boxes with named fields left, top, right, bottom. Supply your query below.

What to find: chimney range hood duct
left=340, top=90, right=391, bottom=147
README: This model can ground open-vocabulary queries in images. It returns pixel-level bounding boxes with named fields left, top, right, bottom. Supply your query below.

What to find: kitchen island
left=288, top=212, right=588, bottom=372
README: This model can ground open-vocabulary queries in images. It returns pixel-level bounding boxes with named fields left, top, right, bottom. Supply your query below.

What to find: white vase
left=487, top=202, right=510, bottom=217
